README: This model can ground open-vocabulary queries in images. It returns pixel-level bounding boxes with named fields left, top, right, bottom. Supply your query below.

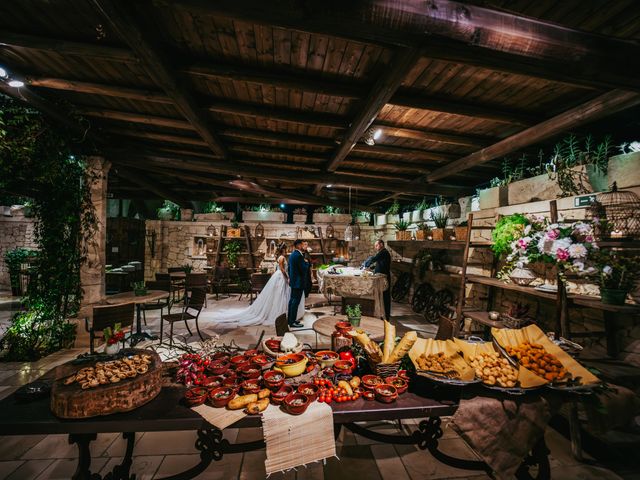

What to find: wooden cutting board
left=50, top=349, right=162, bottom=419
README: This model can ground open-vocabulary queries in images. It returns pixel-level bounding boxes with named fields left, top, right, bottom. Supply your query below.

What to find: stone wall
left=0, top=209, right=37, bottom=290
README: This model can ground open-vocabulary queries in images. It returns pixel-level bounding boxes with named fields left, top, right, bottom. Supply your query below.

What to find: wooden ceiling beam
left=352, top=143, right=455, bottom=162
left=374, top=123, right=491, bottom=148
left=91, top=0, right=229, bottom=158
left=219, top=128, right=335, bottom=148
left=105, top=128, right=210, bottom=148
left=112, top=167, right=192, bottom=207
left=78, top=108, right=193, bottom=129
left=28, top=77, right=172, bottom=103
left=174, top=0, right=640, bottom=93
left=0, top=30, right=137, bottom=64
left=427, top=89, right=640, bottom=182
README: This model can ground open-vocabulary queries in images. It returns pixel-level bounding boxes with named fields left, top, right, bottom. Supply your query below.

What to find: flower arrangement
left=104, top=323, right=125, bottom=346
left=590, top=250, right=640, bottom=304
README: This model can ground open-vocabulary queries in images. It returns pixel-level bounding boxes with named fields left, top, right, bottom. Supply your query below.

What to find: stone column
left=80, top=156, right=111, bottom=309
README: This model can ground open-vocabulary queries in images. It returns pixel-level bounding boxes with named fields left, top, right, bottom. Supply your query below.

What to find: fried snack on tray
left=468, top=351, right=517, bottom=388
left=416, top=352, right=459, bottom=379
left=63, top=354, right=152, bottom=390
left=505, top=342, right=569, bottom=382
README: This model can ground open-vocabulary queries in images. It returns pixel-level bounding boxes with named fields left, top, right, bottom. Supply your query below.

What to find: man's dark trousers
left=288, top=287, right=304, bottom=326
left=382, top=284, right=391, bottom=320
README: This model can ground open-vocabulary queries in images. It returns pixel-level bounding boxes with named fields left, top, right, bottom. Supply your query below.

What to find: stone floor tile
left=549, top=464, right=624, bottom=479
left=3, top=369, right=47, bottom=386
left=0, top=435, right=47, bottom=460
left=395, top=442, right=489, bottom=480
left=238, top=450, right=268, bottom=480
left=371, top=444, right=410, bottom=480
left=153, top=451, right=243, bottom=479
left=325, top=445, right=381, bottom=480
left=0, top=461, right=22, bottom=480
left=104, top=432, right=145, bottom=457
left=98, top=455, right=163, bottom=480
left=21, top=434, right=75, bottom=460
left=545, top=427, right=594, bottom=468
left=134, top=431, right=199, bottom=456
left=35, top=457, right=108, bottom=479
left=4, top=459, right=53, bottom=480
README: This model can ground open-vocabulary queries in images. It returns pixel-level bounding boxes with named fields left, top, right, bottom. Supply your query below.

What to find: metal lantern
left=206, top=224, right=216, bottom=237
left=587, top=182, right=640, bottom=240
left=344, top=224, right=353, bottom=241
left=326, top=223, right=334, bottom=238
left=255, top=222, right=264, bottom=238
left=351, top=222, right=361, bottom=240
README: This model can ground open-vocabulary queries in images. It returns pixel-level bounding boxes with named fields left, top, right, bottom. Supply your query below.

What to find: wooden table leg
left=604, top=311, right=619, bottom=357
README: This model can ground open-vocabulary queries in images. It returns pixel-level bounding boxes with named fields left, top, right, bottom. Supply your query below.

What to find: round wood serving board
left=50, top=349, right=162, bottom=419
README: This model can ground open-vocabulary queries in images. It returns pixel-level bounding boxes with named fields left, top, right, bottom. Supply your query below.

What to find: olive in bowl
left=184, top=387, right=209, bottom=406
left=237, top=364, right=261, bottom=379
left=361, top=374, right=383, bottom=390
left=386, top=376, right=408, bottom=394
left=374, top=384, right=398, bottom=404
left=315, top=350, right=339, bottom=369
left=208, top=387, right=236, bottom=408
left=296, top=383, right=320, bottom=402
left=283, top=393, right=311, bottom=415
left=206, top=360, right=230, bottom=375
left=241, top=379, right=262, bottom=395
left=271, top=385, right=293, bottom=405
left=263, top=370, right=285, bottom=390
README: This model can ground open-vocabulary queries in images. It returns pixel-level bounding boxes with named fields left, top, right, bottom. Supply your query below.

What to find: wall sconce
left=145, top=228, right=157, bottom=258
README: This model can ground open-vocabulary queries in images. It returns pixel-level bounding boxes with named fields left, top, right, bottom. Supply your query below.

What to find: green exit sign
left=574, top=194, right=596, bottom=207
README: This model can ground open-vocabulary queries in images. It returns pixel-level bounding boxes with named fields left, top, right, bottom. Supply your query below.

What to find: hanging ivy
left=0, top=94, right=98, bottom=360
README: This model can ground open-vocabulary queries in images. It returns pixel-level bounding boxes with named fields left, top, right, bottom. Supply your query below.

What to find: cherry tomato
left=325, top=396, right=332, bottom=403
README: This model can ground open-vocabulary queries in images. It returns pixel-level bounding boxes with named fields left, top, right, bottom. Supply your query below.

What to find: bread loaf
left=382, top=321, right=396, bottom=363
left=388, top=331, right=417, bottom=363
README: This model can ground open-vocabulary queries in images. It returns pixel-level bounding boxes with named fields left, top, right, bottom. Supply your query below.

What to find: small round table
left=313, top=315, right=386, bottom=341
left=106, top=290, right=169, bottom=345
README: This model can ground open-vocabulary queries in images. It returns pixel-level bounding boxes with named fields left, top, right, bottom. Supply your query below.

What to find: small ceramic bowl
left=263, top=370, right=285, bottom=391
left=271, top=385, right=293, bottom=405
left=385, top=376, right=408, bottom=394
left=362, top=390, right=376, bottom=401
left=374, top=384, right=398, bottom=404
left=208, top=387, right=236, bottom=408
left=283, top=393, right=311, bottom=415
left=275, top=353, right=308, bottom=377
left=361, top=374, right=384, bottom=390
left=230, top=355, right=248, bottom=368
left=184, top=387, right=209, bottom=406
left=333, top=360, right=354, bottom=375
left=244, top=349, right=259, bottom=357
left=206, top=360, right=230, bottom=375
left=211, top=352, right=229, bottom=361
left=241, top=379, right=262, bottom=395
left=201, top=375, right=224, bottom=389
left=397, top=369, right=411, bottom=382
left=334, top=321, right=352, bottom=332
left=222, top=376, right=240, bottom=388
left=297, top=383, right=320, bottom=402
left=237, top=364, right=261, bottom=379
left=315, top=350, right=339, bottom=369
left=265, top=338, right=281, bottom=352
left=251, top=354, right=271, bottom=368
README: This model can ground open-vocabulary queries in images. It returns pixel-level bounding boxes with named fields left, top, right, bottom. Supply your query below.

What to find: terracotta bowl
left=283, top=393, right=311, bottom=415
left=211, top=352, right=229, bottom=361
left=251, top=354, right=272, bottom=368
left=201, top=375, right=224, bottom=389
left=206, top=360, right=230, bottom=376
left=315, top=350, right=339, bottom=369
left=222, top=376, right=240, bottom=388
left=237, top=364, right=261, bottom=379
left=263, top=370, right=285, bottom=391
left=361, top=374, right=384, bottom=390
left=362, top=390, right=376, bottom=401
left=208, top=387, right=236, bottom=408
left=230, top=355, right=249, bottom=368
left=271, top=385, right=293, bottom=405
left=333, top=360, right=353, bottom=375
left=265, top=338, right=281, bottom=352
left=397, top=369, right=411, bottom=382
left=374, top=384, right=398, bottom=404
left=335, top=321, right=352, bottom=332
left=297, top=383, right=320, bottom=402
left=386, top=376, right=408, bottom=394
left=184, top=387, right=209, bottom=407
left=275, top=353, right=308, bottom=377
left=244, top=349, right=259, bottom=357
left=241, top=379, right=262, bottom=395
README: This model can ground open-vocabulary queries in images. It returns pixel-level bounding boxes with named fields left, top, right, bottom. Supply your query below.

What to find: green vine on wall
left=0, top=94, right=98, bottom=360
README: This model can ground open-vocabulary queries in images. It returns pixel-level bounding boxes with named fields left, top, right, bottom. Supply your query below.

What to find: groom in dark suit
left=287, top=239, right=308, bottom=328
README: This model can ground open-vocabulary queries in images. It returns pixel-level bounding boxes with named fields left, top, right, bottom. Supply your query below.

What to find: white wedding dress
left=209, top=257, right=305, bottom=327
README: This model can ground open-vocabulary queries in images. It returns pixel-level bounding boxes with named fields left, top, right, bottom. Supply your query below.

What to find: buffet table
left=317, top=267, right=388, bottom=318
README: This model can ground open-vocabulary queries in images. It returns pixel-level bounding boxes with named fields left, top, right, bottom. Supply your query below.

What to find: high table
left=105, top=290, right=169, bottom=345
left=317, top=268, right=388, bottom=318
left=312, top=314, right=409, bottom=341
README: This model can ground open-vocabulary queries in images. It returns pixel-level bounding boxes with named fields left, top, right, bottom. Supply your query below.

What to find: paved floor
left=0, top=291, right=634, bottom=479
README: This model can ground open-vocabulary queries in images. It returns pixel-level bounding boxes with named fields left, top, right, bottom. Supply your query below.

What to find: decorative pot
left=600, top=288, right=628, bottom=305
left=395, top=231, right=411, bottom=240
left=416, top=229, right=429, bottom=240
left=227, top=228, right=242, bottom=237
left=431, top=228, right=445, bottom=241
left=454, top=226, right=469, bottom=241
left=134, top=289, right=148, bottom=296
left=157, top=208, right=173, bottom=220
left=509, top=267, right=536, bottom=286
left=105, top=343, right=120, bottom=355
left=348, top=316, right=361, bottom=328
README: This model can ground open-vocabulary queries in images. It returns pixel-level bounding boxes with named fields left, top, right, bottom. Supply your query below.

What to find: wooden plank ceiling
left=1, top=0, right=640, bottom=208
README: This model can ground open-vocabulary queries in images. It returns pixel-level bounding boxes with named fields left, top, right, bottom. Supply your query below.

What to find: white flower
left=524, top=225, right=532, bottom=235
left=551, top=238, right=572, bottom=252
left=568, top=243, right=588, bottom=259
left=603, top=265, right=613, bottom=275
left=572, top=260, right=585, bottom=271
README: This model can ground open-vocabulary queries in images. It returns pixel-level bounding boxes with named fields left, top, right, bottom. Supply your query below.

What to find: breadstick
left=227, top=394, right=258, bottom=410
left=352, top=331, right=383, bottom=363
left=382, top=320, right=396, bottom=363
left=387, top=331, right=417, bottom=363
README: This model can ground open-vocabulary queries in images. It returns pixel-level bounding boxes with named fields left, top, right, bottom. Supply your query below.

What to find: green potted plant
left=394, top=219, right=411, bottom=240
left=593, top=251, right=640, bottom=305
left=244, top=203, right=287, bottom=223
left=313, top=205, right=351, bottom=224
left=182, top=263, right=193, bottom=274
left=224, top=240, right=242, bottom=268
left=228, top=219, right=242, bottom=237
left=157, top=200, right=181, bottom=221
left=3, top=247, right=36, bottom=296
left=345, top=303, right=362, bottom=327
left=416, top=222, right=430, bottom=240
left=293, top=207, right=307, bottom=224
left=131, top=281, right=147, bottom=296
left=491, top=213, right=528, bottom=258
left=430, top=211, right=449, bottom=241
left=412, top=197, right=430, bottom=223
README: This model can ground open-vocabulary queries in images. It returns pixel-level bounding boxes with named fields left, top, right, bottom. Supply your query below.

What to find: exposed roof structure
left=2, top=0, right=640, bottom=208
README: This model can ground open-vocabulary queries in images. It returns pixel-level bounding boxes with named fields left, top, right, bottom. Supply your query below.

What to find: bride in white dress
left=209, top=243, right=304, bottom=327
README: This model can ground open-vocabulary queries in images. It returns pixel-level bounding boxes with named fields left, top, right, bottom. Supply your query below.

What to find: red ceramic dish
left=333, top=360, right=353, bottom=374
left=276, top=353, right=305, bottom=366
left=271, top=385, right=293, bottom=405
left=334, top=321, right=352, bottom=331
left=362, top=390, right=375, bottom=401
left=283, top=393, right=310, bottom=415
left=206, top=360, right=230, bottom=375
left=241, top=379, right=262, bottom=395
left=361, top=374, right=384, bottom=390
left=201, top=375, right=224, bottom=389
left=263, top=370, right=285, bottom=390
left=208, top=387, right=236, bottom=408
left=244, top=349, right=259, bottom=357
left=265, top=339, right=281, bottom=352
left=211, top=352, right=229, bottom=361
left=184, top=387, right=208, bottom=406
left=397, top=369, right=410, bottom=381
left=230, top=355, right=248, bottom=367
left=374, top=384, right=398, bottom=404
left=237, top=364, right=261, bottom=379
left=386, top=376, right=408, bottom=394
left=251, top=354, right=270, bottom=367
left=222, top=376, right=240, bottom=388
left=297, top=383, right=320, bottom=401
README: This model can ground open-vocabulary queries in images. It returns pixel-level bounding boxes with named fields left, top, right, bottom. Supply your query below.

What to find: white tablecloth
left=317, top=268, right=388, bottom=318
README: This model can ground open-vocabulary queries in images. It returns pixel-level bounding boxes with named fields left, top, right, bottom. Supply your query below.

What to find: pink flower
left=546, top=229, right=560, bottom=240
left=517, top=238, right=529, bottom=249
left=555, top=248, right=570, bottom=261
left=585, top=235, right=594, bottom=243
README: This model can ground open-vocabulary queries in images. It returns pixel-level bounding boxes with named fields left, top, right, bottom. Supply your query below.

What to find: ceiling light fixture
left=0, top=67, right=7, bottom=78
left=8, top=80, right=24, bottom=88
left=373, top=128, right=382, bottom=140
left=362, top=127, right=376, bottom=146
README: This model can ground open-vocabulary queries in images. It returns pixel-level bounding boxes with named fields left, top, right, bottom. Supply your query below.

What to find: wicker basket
left=431, top=228, right=445, bottom=241
left=370, top=361, right=401, bottom=378
left=416, top=229, right=429, bottom=240
left=454, top=226, right=468, bottom=241
left=500, top=314, right=531, bottom=329
left=395, top=231, right=411, bottom=240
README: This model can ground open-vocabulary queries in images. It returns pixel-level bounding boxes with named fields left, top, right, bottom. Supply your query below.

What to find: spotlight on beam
left=8, top=80, right=24, bottom=88
left=0, top=67, right=7, bottom=78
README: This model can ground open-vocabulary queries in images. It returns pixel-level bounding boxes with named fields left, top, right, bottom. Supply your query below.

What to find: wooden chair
left=156, top=272, right=182, bottom=303
left=160, top=288, right=206, bottom=346
left=141, top=279, right=172, bottom=326
left=235, top=267, right=252, bottom=301
left=185, top=273, right=208, bottom=307
left=85, top=302, right=135, bottom=354
left=211, top=266, right=231, bottom=300
left=341, top=297, right=376, bottom=317
left=250, top=272, right=271, bottom=304
left=275, top=313, right=317, bottom=347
